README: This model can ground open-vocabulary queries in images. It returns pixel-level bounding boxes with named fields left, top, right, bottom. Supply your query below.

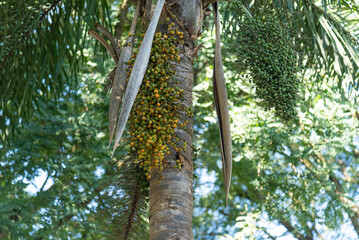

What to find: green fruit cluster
left=126, top=23, right=189, bottom=181
left=237, top=10, right=300, bottom=121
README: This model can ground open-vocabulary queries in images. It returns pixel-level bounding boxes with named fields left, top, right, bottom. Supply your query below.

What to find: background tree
left=193, top=1, right=359, bottom=239
left=1, top=0, right=359, bottom=239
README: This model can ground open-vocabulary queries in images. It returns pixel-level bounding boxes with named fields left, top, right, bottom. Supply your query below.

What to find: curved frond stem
left=88, top=30, right=118, bottom=63
left=95, top=23, right=121, bottom=56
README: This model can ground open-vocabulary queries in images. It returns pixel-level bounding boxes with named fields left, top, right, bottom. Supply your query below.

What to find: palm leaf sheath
left=213, top=1, right=233, bottom=206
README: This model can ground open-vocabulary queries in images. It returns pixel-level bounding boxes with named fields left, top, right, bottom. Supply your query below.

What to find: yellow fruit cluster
left=126, top=23, right=189, bottom=181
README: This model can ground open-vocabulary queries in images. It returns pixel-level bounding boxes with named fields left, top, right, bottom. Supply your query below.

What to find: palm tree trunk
left=149, top=51, right=194, bottom=240
left=149, top=1, right=203, bottom=239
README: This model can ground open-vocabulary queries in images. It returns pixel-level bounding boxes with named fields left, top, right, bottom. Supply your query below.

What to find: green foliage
left=221, top=0, right=359, bottom=95
left=193, top=70, right=359, bottom=239
left=236, top=9, right=300, bottom=121
left=1, top=0, right=359, bottom=239
left=0, top=58, right=150, bottom=238
left=191, top=2, right=359, bottom=239
left=0, top=71, right=110, bottom=238
left=0, top=0, right=113, bottom=143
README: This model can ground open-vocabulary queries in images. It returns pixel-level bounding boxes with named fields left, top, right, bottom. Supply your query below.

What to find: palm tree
left=1, top=0, right=358, bottom=239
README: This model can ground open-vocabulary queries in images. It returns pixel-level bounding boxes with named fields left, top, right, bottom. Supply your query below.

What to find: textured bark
left=149, top=1, right=203, bottom=239
left=149, top=45, right=194, bottom=240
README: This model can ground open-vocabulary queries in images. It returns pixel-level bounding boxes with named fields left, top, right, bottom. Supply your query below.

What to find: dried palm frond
left=213, top=1, right=233, bottom=206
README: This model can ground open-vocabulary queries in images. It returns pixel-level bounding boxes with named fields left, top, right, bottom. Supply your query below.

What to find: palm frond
left=109, top=0, right=141, bottom=146
left=221, top=0, right=359, bottom=93
left=0, top=0, right=113, bottom=143
left=97, top=155, right=149, bottom=239
left=111, top=0, right=166, bottom=156
left=300, top=0, right=359, bottom=91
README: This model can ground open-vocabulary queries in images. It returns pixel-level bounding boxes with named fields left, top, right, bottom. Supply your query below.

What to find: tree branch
left=236, top=190, right=312, bottom=240
left=39, top=171, right=51, bottom=192
left=277, top=219, right=312, bottom=240
left=312, top=226, right=324, bottom=240
left=115, top=0, right=130, bottom=39
left=297, top=141, right=359, bottom=238
left=202, top=0, right=218, bottom=9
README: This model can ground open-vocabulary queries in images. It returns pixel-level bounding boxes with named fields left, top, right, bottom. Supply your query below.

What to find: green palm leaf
left=222, top=0, right=359, bottom=93
left=0, top=0, right=113, bottom=143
